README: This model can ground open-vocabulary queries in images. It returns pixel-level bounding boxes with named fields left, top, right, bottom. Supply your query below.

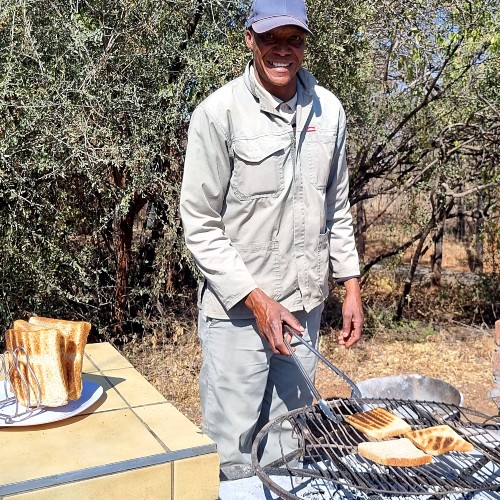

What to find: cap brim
left=251, top=16, right=312, bottom=35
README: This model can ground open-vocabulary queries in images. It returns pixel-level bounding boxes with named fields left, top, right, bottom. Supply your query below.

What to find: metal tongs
left=282, top=325, right=361, bottom=422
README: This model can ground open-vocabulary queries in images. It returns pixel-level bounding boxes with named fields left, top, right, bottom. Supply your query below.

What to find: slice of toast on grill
left=405, top=424, right=474, bottom=455
left=5, top=327, right=69, bottom=407
left=345, top=407, right=412, bottom=439
left=358, top=438, right=432, bottom=467
left=27, top=317, right=91, bottom=401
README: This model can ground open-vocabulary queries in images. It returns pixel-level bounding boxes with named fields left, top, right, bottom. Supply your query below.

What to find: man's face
left=245, top=25, right=306, bottom=101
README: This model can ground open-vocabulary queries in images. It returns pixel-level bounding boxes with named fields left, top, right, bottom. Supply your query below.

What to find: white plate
left=0, top=379, right=103, bottom=427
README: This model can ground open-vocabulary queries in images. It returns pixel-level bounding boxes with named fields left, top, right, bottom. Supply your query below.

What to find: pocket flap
left=234, top=137, right=284, bottom=163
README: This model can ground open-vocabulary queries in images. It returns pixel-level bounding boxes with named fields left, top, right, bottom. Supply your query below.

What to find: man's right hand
left=244, top=288, right=304, bottom=355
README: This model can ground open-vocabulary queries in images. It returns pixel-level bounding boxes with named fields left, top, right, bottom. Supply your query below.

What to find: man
left=180, top=0, right=364, bottom=473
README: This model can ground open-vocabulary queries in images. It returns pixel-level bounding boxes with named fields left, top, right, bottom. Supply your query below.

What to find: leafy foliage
left=0, top=0, right=250, bottom=340
left=0, top=0, right=498, bottom=341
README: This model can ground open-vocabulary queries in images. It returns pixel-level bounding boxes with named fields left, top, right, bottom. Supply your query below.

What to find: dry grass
left=315, top=325, right=498, bottom=416
left=120, top=231, right=499, bottom=426
left=121, top=322, right=499, bottom=428
left=368, top=226, right=498, bottom=274
left=122, top=330, right=203, bottom=426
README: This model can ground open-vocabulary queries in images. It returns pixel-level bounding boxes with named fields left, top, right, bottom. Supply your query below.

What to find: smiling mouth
left=268, top=61, right=292, bottom=68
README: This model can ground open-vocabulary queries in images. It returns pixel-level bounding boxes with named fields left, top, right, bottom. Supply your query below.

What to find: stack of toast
left=5, top=317, right=91, bottom=408
left=346, top=407, right=474, bottom=467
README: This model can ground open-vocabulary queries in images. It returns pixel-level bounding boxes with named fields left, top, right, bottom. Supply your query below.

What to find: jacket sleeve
left=179, top=105, right=258, bottom=311
left=326, top=105, right=361, bottom=280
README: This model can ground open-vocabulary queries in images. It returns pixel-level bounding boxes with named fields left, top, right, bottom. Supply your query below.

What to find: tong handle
left=284, top=325, right=362, bottom=398
left=283, top=334, right=341, bottom=423
left=283, top=336, right=322, bottom=401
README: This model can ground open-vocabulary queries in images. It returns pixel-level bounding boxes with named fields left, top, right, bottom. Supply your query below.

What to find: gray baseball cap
left=246, top=0, right=312, bottom=35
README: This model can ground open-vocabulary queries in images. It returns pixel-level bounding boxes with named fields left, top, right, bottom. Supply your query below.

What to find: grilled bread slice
left=5, top=328, right=69, bottom=407
left=358, top=438, right=432, bottom=467
left=27, top=317, right=91, bottom=401
left=346, top=407, right=412, bottom=440
left=405, top=424, right=474, bottom=456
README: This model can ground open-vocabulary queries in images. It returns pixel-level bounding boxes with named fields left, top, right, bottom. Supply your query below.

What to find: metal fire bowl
left=351, top=374, right=464, bottom=406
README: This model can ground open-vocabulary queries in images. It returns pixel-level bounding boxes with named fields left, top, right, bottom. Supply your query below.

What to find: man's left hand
left=338, top=278, right=364, bottom=348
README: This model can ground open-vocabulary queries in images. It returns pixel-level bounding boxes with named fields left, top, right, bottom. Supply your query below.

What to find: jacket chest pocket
left=305, top=132, right=336, bottom=190
left=232, top=138, right=285, bottom=200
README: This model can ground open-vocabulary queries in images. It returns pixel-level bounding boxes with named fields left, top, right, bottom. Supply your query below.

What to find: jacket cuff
left=335, top=275, right=360, bottom=285
left=220, top=284, right=258, bottom=311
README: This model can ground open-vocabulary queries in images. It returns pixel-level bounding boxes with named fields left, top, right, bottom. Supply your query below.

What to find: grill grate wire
left=252, top=398, right=500, bottom=499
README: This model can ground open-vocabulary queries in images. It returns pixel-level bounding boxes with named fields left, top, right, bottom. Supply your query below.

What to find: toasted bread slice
left=358, top=438, right=432, bottom=467
left=345, top=407, right=412, bottom=440
left=13, top=320, right=33, bottom=330
left=405, top=424, right=474, bottom=456
left=5, top=328, right=69, bottom=407
left=27, top=317, right=90, bottom=400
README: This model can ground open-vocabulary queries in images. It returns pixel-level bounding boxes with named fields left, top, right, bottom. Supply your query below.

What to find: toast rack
left=0, top=346, right=42, bottom=424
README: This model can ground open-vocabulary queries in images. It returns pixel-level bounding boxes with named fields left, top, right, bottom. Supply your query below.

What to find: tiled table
left=0, top=342, right=219, bottom=499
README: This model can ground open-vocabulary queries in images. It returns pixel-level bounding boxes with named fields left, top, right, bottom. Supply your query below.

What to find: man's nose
left=274, top=42, right=291, bottom=56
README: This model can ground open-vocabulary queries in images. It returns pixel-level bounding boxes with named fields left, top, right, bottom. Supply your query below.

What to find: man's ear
left=245, top=29, right=254, bottom=51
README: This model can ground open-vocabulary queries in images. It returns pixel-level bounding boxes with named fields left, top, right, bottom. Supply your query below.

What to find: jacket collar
left=243, top=61, right=316, bottom=111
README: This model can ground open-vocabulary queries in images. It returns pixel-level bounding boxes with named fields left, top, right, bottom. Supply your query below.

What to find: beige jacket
left=180, top=63, right=360, bottom=319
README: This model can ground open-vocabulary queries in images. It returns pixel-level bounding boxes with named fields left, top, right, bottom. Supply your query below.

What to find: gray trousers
left=197, top=305, right=322, bottom=469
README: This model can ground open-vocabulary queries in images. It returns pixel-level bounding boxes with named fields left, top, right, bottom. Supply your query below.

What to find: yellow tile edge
left=0, top=447, right=218, bottom=498
left=4, top=463, right=172, bottom=500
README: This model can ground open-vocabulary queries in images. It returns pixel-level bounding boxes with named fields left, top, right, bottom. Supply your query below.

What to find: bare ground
left=121, top=222, right=500, bottom=425
left=315, top=323, right=498, bottom=416
left=121, top=322, right=499, bottom=428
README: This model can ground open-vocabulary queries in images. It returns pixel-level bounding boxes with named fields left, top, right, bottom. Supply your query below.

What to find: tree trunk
left=455, top=195, right=465, bottom=242
left=474, top=192, right=484, bottom=272
left=431, top=222, right=444, bottom=286
left=395, top=223, right=433, bottom=320
left=113, top=192, right=147, bottom=340
left=396, top=196, right=454, bottom=320
left=355, top=200, right=366, bottom=262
